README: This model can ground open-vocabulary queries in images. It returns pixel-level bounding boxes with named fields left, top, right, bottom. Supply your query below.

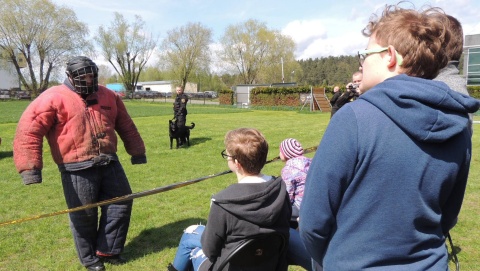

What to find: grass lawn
left=0, top=100, right=478, bottom=270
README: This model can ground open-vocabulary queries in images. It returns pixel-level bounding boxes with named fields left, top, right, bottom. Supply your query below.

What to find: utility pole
left=281, top=57, right=284, bottom=83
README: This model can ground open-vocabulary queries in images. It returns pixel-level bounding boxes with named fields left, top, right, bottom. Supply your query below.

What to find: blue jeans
left=61, top=161, right=133, bottom=267
left=172, top=225, right=209, bottom=271
left=288, top=228, right=322, bottom=271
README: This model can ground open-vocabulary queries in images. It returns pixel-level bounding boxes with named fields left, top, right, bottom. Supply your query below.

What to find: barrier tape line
left=0, top=146, right=317, bottom=227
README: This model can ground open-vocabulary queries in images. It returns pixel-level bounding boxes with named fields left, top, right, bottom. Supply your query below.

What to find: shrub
left=250, top=86, right=310, bottom=106
left=468, top=85, right=480, bottom=99
left=219, top=89, right=234, bottom=105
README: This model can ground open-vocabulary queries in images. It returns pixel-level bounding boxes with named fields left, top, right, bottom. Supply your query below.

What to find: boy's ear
left=386, top=46, right=397, bottom=69
left=387, top=45, right=403, bottom=69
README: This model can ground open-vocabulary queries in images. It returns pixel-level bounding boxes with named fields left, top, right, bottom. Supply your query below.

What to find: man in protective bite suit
left=14, top=56, right=147, bottom=271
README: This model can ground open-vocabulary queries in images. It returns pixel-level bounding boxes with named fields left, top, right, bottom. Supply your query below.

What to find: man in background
left=331, top=71, right=362, bottom=117
left=173, top=86, right=189, bottom=128
left=329, top=86, right=342, bottom=117
left=434, top=14, right=473, bottom=134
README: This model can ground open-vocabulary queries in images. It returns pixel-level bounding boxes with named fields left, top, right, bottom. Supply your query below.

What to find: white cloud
left=282, top=18, right=369, bottom=60
left=50, top=0, right=480, bottom=65
left=282, top=20, right=327, bottom=53
left=295, top=34, right=369, bottom=60
left=464, top=23, right=480, bottom=38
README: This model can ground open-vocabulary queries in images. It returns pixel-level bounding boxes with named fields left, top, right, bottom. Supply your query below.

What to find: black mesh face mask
left=66, top=56, right=99, bottom=95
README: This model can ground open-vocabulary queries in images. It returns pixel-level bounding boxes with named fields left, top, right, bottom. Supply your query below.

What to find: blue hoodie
left=300, top=74, right=479, bottom=271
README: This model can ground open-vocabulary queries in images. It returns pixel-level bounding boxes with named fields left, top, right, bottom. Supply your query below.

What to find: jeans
left=172, top=225, right=209, bottom=271
left=292, top=204, right=300, bottom=220
left=288, top=228, right=322, bottom=271
left=61, top=161, right=133, bottom=267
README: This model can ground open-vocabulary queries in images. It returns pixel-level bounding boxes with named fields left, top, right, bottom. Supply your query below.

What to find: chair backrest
left=215, top=232, right=286, bottom=271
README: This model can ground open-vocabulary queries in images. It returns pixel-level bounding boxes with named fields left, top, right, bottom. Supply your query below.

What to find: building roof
left=105, top=83, right=125, bottom=92
left=137, top=80, right=173, bottom=85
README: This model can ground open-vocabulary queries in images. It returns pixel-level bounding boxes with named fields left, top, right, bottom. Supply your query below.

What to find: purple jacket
left=281, top=156, right=311, bottom=208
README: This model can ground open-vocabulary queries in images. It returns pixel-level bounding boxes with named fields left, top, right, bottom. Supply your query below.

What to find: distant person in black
left=331, top=71, right=362, bottom=118
left=173, top=86, right=188, bottom=127
left=329, top=86, right=342, bottom=118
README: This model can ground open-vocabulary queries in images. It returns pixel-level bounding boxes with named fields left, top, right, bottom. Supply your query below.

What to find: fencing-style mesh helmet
left=66, top=56, right=99, bottom=95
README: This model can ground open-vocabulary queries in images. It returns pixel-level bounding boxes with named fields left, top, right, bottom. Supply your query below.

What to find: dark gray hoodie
left=201, top=176, right=291, bottom=271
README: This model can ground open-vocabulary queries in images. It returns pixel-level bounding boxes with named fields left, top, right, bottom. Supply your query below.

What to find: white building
left=0, top=60, right=19, bottom=90
left=137, top=81, right=197, bottom=94
left=464, top=34, right=480, bottom=86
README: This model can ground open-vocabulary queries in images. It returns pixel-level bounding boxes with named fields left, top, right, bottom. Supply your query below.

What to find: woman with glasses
left=167, top=128, right=291, bottom=271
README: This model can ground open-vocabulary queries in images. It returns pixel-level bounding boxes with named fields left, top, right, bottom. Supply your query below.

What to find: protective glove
left=21, top=169, right=42, bottom=185
left=131, top=154, right=147, bottom=165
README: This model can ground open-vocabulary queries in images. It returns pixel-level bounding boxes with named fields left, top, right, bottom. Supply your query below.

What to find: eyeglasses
left=357, top=47, right=388, bottom=67
left=221, top=150, right=235, bottom=159
left=357, top=47, right=404, bottom=67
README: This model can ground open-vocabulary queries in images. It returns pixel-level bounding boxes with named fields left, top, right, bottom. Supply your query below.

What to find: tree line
left=297, top=55, right=361, bottom=87
left=0, top=0, right=359, bottom=97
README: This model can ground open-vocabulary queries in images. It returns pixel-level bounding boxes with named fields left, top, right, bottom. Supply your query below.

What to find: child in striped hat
left=279, top=138, right=312, bottom=222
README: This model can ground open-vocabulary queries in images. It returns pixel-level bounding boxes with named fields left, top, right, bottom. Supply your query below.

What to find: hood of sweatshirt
left=211, top=177, right=287, bottom=227
left=285, top=156, right=312, bottom=173
left=360, top=74, right=479, bottom=143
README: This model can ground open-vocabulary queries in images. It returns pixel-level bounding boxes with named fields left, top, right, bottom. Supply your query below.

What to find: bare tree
left=0, top=0, right=92, bottom=96
left=160, top=22, right=212, bottom=90
left=218, top=19, right=297, bottom=84
left=97, top=64, right=115, bottom=86
left=95, top=13, right=157, bottom=95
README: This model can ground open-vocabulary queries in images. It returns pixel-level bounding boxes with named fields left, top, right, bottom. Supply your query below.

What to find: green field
left=0, top=100, right=477, bottom=270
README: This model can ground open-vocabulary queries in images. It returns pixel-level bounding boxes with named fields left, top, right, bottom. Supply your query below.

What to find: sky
left=51, top=0, right=480, bottom=67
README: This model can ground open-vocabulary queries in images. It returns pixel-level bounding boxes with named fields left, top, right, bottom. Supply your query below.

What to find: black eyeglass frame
left=221, top=149, right=235, bottom=159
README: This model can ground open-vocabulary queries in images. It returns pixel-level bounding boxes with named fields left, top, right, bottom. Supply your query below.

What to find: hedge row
left=251, top=86, right=311, bottom=95
left=219, top=89, right=234, bottom=105
left=468, top=86, right=480, bottom=99
left=218, top=85, right=480, bottom=106
left=251, top=87, right=310, bottom=106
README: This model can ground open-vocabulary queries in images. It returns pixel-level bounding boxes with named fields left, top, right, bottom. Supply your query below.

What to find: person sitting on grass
left=167, top=128, right=291, bottom=271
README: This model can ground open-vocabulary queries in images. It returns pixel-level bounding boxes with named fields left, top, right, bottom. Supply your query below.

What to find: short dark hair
left=444, top=15, right=463, bottom=61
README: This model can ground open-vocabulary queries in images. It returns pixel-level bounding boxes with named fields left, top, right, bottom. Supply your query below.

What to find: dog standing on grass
left=169, top=120, right=195, bottom=149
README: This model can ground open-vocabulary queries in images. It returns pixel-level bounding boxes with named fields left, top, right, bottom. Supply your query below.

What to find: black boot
left=167, top=263, right=179, bottom=271
left=86, top=261, right=105, bottom=271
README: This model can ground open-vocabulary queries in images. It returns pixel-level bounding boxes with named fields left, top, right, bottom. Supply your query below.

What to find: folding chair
left=214, top=232, right=286, bottom=271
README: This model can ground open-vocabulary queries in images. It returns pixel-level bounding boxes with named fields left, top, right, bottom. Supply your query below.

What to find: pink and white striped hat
left=280, top=138, right=304, bottom=159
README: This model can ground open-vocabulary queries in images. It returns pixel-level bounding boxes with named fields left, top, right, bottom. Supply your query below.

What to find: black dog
left=169, top=120, right=195, bottom=149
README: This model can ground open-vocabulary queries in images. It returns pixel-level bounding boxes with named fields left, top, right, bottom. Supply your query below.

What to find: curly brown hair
left=362, top=3, right=450, bottom=79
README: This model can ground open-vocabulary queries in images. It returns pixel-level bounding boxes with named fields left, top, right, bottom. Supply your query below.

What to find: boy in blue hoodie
left=300, top=4, right=480, bottom=271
